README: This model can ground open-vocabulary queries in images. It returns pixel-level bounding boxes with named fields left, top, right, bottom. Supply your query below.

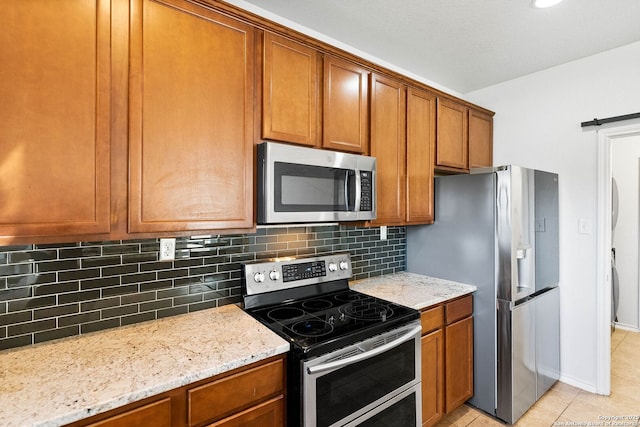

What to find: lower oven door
left=343, top=384, right=421, bottom=427
left=302, top=321, right=422, bottom=427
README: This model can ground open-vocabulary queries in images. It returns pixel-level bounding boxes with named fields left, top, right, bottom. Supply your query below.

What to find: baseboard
left=558, top=374, right=598, bottom=394
left=613, top=323, right=640, bottom=332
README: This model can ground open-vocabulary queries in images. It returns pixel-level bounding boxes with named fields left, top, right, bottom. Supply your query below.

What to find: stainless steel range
left=242, top=253, right=422, bottom=427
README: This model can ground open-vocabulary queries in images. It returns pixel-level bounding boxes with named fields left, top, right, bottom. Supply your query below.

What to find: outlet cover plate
left=159, top=238, right=176, bottom=261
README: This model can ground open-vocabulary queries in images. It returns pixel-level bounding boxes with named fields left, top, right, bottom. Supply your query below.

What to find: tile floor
left=435, top=329, right=640, bottom=426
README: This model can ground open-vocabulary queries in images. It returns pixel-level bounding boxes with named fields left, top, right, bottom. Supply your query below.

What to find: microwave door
left=272, top=162, right=349, bottom=221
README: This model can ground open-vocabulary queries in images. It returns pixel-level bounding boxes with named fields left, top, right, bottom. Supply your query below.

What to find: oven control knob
left=269, top=270, right=280, bottom=281
left=339, top=260, right=349, bottom=270
left=328, top=262, right=338, bottom=272
left=253, top=272, right=265, bottom=283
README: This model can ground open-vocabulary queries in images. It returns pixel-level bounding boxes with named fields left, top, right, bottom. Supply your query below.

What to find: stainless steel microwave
left=257, top=142, right=376, bottom=224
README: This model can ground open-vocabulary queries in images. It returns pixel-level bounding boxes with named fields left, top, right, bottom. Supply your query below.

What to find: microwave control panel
left=360, top=171, right=373, bottom=211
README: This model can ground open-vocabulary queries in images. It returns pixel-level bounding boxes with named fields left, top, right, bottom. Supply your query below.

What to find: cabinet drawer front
left=421, top=306, right=444, bottom=334
left=86, top=398, right=172, bottom=427
left=445, top=295, right=473, bottom=325
left=206, top=396, right=284, bottom=427
left=188, top=359, right=284, bottom=426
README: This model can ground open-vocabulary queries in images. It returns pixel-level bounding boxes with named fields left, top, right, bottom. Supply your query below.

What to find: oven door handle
left=306, top=324, right=421, bottom=375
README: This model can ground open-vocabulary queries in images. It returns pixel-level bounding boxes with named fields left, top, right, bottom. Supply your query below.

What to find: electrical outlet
left=380, top=226, right=387, bottom=240
left=159, top=238, right=176, bottom=261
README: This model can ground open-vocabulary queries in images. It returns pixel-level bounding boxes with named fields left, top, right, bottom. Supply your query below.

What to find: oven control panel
left=243, top=253, right=352, bottom=296
left=282, top=261, right=326, bottom=282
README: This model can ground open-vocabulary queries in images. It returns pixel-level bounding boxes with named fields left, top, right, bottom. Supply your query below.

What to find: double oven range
left=242, top=253, right=422, bottom=427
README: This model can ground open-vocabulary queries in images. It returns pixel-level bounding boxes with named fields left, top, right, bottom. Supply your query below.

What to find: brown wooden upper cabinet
left=468, top=108, right=494, bottom=169
left=323, top=56, right=369, bottom=154
left=406, top=88, right=437, bottom=224
left=261, top=32, right=320, bottom=147
left=0, top=0, right=111, bottom=244
left=369, top=79, right=436, bottom=227
left=436, top=98, right=494, bottom=173
left=128, top=0, right=255, bottom=234
left=436, top=98, right=469, bottom=171
left=369, top=74, right=407, bottom=225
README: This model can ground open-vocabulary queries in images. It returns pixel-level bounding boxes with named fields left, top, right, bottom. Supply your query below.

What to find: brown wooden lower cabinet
left=85, top=398, right=174, bottom=427
left=64, top=355, right=285, bottom=427
left=420, top=295, right=473, bottom=426
left=206, top=396, right=284, bottom=427
left=421, top=327, right=444, bottom=426
left=188, top=358, right=284, bottom=426
left=444, top=316, right=474, bottom=413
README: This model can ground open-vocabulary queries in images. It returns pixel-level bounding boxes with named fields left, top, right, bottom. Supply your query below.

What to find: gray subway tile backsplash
left=0, top=225, right=406, bottom=351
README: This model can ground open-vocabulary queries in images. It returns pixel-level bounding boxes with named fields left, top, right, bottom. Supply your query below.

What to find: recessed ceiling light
left=532, top=0, right=563, bottom=8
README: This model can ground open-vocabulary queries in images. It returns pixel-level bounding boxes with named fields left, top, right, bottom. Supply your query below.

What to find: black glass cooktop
left=246, top=289, right=419, bottom=357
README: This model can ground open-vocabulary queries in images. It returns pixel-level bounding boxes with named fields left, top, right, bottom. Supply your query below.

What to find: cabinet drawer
left=206, top=396, right=284, bottom=427
left=445, top=295, right=473, bottom=325
left=188, top=359, right=284, bottom=426
left=420, top=305, right=444, bottom=335
left=85, top=398, right=172, bottom=427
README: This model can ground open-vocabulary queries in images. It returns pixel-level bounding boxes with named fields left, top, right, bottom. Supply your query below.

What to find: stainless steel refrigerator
left=406, top=165, right=559, bottom=424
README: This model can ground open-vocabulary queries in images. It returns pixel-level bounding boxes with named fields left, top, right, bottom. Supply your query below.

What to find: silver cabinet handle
left=306, top=325, right=421, bottom=375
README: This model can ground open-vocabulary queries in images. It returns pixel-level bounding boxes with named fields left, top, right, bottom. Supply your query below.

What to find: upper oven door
left=302, top=321, right=422, bottom=427
left=258, top=141, right=376, bottom=224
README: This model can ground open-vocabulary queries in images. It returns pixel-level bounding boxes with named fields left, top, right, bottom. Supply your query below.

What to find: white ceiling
left=232, top=0, right=640, bottom=94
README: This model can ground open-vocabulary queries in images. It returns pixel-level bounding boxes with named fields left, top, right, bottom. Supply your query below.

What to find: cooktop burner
left=242, top=253, right=419, bottom=357
left=246, top=288, right=417, bottom=356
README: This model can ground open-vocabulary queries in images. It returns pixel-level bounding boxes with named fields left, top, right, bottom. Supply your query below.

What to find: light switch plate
left=578, top=218, right=592, bottom=235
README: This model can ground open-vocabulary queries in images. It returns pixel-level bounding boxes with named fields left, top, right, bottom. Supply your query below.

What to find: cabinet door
left=406, top=88, right=436, bottom=224
left=128, top=0, right=254, bottom=233
left=422, top=329, right=444, bottom=427
left=436, top=98, right=468, bottom=171
left=468, top=109, right=493, bottom=169
left=206, top=396, right=284, bottom=427
left=0, top=0, right=111, bottom=243
left=445, top=316, right=474, bottom=413
left=323, top=56, right=369, bottom=153
left=262, top=32, right=319, bottom=147
left=369, top=74, right=406, bottom=225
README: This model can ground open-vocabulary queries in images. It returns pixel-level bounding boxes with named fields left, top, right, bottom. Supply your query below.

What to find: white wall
left=612, top=135, right=640, bottom=330
left=465, top=41, right=640, bottom=391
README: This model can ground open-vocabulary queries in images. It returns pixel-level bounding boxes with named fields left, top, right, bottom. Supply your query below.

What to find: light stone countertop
left=351, top=272, right=476, bottom=310
left=0, top=304, right=289, bottom=427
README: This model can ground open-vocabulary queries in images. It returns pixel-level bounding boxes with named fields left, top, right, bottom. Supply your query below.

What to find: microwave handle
left=306, top=324, right=421, bottom=375
left=345, top=170, right=360, bottom=212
